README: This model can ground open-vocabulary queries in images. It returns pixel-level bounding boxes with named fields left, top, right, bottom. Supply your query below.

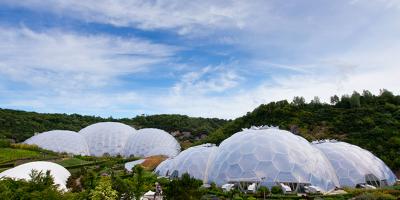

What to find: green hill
left=204, top=89, right=400, bottom=175
left=0, top=109, right=227, bottom=143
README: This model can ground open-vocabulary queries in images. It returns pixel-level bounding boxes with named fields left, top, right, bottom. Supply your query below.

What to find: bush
left=0, top=139, right=10, bottom=147
left=257, top=186, right=270, bottom=196
left=271, top=186, right=283, bottom=194
left=354, top=192, right=397, bottom=200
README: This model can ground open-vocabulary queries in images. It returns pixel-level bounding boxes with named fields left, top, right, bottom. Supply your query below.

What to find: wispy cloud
left=0, top=26, right=177, bottom=90
left=1, top=1, right=400, bottom=119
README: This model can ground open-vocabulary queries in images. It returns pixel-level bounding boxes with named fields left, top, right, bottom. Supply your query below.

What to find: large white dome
left=313, top=141, right=397, bottom=188
left=208, top=127, right=340, bottom=192
left=24, top=130, right=89, bottom=155
left=155, top=144, right=218, bottom=182
left=79, top=122, right=136, bottom=157
left=0, top=161, right=71, bottom=190
left=123, top=128, right=180, bottom=158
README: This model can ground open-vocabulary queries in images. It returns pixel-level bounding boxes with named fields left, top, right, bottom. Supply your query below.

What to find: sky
left=0, top=0, right=399, bottom=119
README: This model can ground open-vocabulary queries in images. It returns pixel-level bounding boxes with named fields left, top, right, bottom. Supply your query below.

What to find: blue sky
left=0, top=0, right=399, bottom=119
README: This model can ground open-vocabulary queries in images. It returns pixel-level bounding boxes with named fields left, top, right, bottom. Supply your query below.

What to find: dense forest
left=0, top=109, right=227, bottom=143
left=204, top=89, right=400, bottom=175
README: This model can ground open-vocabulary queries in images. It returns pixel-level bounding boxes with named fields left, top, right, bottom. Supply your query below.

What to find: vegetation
left=0, top=89, right=399, bottom=199
left=0, top=109, right=227, bottom=143
left=205, top=89, right=400, bottom=174
left=0, top=148, right=40, bottom=164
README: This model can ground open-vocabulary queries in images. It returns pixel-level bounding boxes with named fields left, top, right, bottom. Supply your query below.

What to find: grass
left=55, top=157, right=93, bottom=167
left=0, top=148, right=41, bottom=163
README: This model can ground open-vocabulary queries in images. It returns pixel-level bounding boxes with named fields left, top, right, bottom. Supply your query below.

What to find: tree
left=350, top=91, right=361, bottom=108
left=292, top=96, right=305, bottom=106
left=330, top=95, right=339, bottom=105
left=90, top=176, right=118, bottom=200
left=130, top=165, right=145, bottom=200
left=257, top=186, right=269, bottom=199
left=165, top=173, right=203, bottom=200
left=271, top=186, right=283, bottom=194
left=310, top=96, right=321, bottom=104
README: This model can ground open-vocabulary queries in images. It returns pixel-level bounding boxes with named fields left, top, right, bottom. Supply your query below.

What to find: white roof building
left=0, top=161, right=71, bottom=190
left=154, top=143, right=217, bottom=182
left=124, top=128, right=180, bottom=158
left=79, top=122, right=137, bottom=157
left=24, top=130, right=89, bottom=155
left=314, top=141, right=397, bottom=188
left=207, top=127, right=340, bottom=192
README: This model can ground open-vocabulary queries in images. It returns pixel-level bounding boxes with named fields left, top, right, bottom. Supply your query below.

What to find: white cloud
left=1, top=1, right=400, bottom=119
left=0, top=26, right=177, bottom=91
left=1, top=0, right=259, bottom=35
left=172, top=65, right=242, bottom=95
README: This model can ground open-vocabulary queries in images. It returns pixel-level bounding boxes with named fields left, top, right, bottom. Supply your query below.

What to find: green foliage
left=271, top=186, right=283, bottom=194
left=257, top=185, right=270, bottom=196
left=0, top=169, right=63, bottom=200
left=165, top=173, right=203, bottom=200
left=0, top=139, right=10, bottom=147
left=0, top=108, right=227, bottom=143
left=0, top=148, right=41, bottom=163
left=90, top=176, right=118, bottom=200
left=205, top=89, right=400, bottom=173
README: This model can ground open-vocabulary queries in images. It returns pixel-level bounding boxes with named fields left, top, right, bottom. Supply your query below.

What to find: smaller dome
left=80, top=122, right=136, bottom=157
left=0, top=161, right=71, bottom=190
left=24, top=130, right=89, bottom=155
left=162, top=144, right=218, bottom=182
left=124, top=128, right=180, bottom=158
left=314, top=140, right=397, bottom=188
left=154, top=158, right=176, bottom=177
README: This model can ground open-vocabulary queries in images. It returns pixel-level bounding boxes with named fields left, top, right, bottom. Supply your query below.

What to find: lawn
left=55, top=157, right=93, bottom=167
left=0, top=148, right=41, bottom=164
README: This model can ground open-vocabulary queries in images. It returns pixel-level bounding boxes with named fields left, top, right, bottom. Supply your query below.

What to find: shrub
left=354, top=192, right=397, bottom=200
left=0, top=139, right=10, bottom=147
left=271, top=186, right=283, bottom=194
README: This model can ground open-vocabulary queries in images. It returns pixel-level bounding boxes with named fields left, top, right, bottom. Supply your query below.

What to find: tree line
left=204, top=89, right=400, bottom=174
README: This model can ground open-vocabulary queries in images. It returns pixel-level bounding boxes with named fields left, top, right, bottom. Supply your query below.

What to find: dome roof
left=155, top=144, right=218, bottom=182
left=313, top=141, right=397, bottom=187
left=154, top=158, right=175, bottom=177
left=24, top=130, right=89, bottom=155
left=79, top=122, right=136, bottom=157
left=123, top=128, right=180, bottom=158
left=0, top=161, right=71, bottom=190
left=208, top=127, right=339, bottom=192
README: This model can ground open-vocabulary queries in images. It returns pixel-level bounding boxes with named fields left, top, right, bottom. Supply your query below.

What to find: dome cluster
left=155, top=126, right=397, bottom=192
left=24, top=122, right=180, bottom=158
left=0, top=161, right=70, bottom=190
left=313, top=140, right=397, bottom=188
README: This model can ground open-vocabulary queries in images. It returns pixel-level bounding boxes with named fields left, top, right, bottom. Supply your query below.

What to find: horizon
left=1, top=1, right=400, bottom=119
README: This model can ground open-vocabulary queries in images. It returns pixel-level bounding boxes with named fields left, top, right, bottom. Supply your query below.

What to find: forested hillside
left=0, top=109, right=227, bottom=143
left=204, top=89, right=400, bottom=175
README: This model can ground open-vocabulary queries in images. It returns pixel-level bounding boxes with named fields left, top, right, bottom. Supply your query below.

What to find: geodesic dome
left=155, top=144, right=218, bottom=182
left=123, top=128, right=180, bottom=158
left=79, top=122, right=136, bottom=157
left=0, top=161, right=71, bottom=190
left=207, top=126, right=340, bottom=192
left=24, top=130, right=89, bottom=155
left=313, top=140, right=397, bottom=188
left=154, top=158, right=176, bottom=177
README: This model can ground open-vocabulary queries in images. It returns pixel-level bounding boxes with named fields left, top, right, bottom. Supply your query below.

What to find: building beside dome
left=124, top=128, right=180, bottom=158
left=79, top=122, right=137, bottom=157
left=0, top=161, right=71, bottom=190
left=313, top=140, right=397, bottom=188
left=24, top=130, right=89, bottom=155
left=155, top=143, right=218, bottom=182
